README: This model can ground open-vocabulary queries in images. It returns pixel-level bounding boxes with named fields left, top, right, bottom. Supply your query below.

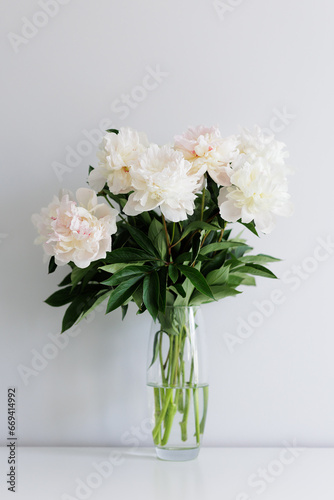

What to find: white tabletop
left=1, top=446, right=334, bottom=499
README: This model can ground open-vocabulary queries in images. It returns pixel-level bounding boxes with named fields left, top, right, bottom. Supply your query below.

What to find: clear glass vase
left=147, top=306, right=209, bottom=461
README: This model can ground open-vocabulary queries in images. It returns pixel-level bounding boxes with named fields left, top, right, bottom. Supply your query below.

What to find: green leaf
left=210, top=285, right=241, bottom=299
left=172, top=224, right=181, bottom=253
left=222, top=228, right=232, bottom=240
left=121, top=304, right=128, bottom=320
left=238, top=274, right=256, bottom=286
left=206, top=265, right=230, bottom=286
left=239, top=254, right=281, bottom=264
left=106, top=276, right=143, bottom=314
left=106, top=247, right=158, bottom=264
left=178, top=221, right=220, bottom=241
left=166, top=290, right=176, bottom=306
left=107, top=193, right=127, bottom=209
left=168, top=264, right=178, bottom=283
left=48, top=256, right=57, bottom=274
left=232, top=245, right=253, bottom=259
left=143, top=271, right=160, bottom=320
left=102, top=265, right=151, bottom=286
left=80, top=290, right=110, bottom=321
left=45, top=286, right=79, bottom=307
left=62, top=293, right=99, bottom=333
left=148, top=330, right=160, bottom=368
left=106, top=128, right=119, bottom=134
left=200, top=241, right=246, bottom=255
left=191, top=232, right=202, bottom=263
left=190, top=285, right=240, bottom=305
left=227, top=275, right=244, bottom=287
left=127, top=226, right=160, bottom=258
left=170, top=284, right=186, bottom=298
left=71, top=267, right=86, bottom=287
left=136, top=211, right=152, bottom=225
left=148, top=219, right=168, bottom=260
left=100, top=262, right=141, bottom=274
left=158, top=267, right=167, bottom=312
left=174, top=278, right=193, bottom=306
left=111, top=228, right=130, bottom=249
left=57, top=273, right=72, bottom=287
left=240, top=221, right=259, bottom=236
left=236, top=264, right=277, bottom=279
left=132, top=283, right=144, bottom=310
left=88, top=165, right=94, bottom=174
left=175, top=252, right=192, bottom=264
left=201, top=251, right=226, bottom=275
left=178, top=265, right=214, bottom=300
left=225, top=255, right=244, bottom=269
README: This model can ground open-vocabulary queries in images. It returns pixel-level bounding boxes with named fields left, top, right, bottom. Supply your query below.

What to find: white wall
left=1, top=0, right=334, bottom=447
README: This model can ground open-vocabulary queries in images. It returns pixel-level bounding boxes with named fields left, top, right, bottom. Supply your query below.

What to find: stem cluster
left=150, top=317, right=208, bottom=448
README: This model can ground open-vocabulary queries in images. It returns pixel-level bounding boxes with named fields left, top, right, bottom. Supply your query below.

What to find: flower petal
left=88, top=168, right=107, bottom=193
left=218, top=189, right=241, bottom=222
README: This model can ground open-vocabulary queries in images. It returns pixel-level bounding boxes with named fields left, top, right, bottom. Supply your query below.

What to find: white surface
left=1, top=0, right=334, bottom=447
left=1, top=447, right=334, bottom=500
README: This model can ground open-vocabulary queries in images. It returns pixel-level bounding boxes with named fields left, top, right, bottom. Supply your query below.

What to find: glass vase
left=146, top=306, right=209, bottom=461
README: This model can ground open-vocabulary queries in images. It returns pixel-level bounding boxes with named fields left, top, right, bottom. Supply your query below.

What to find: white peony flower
left=32, top=188, right=118, bottom=268
left=218, top=155, right=293, bottom=234
left=237, top=125, right=289, bottom=169
left=88, top=127, right=149, bottom=194
left=174, top=125, right=239, bottom=186
left=123, top=144, right=200, bottom=222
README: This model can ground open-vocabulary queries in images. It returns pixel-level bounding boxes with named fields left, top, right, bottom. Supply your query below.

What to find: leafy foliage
left=48, top=256, right=57, bottom=274
left=45, top=166, right=281, bottom=332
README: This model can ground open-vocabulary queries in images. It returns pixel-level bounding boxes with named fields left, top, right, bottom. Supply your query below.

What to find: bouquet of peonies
left=32, top=125, right=293, bottom=333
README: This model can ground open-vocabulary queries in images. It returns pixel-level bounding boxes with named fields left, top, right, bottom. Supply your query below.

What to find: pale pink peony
left=32, top=188, right=118, bottom=268
left=174, top=125, right=239, bottom=186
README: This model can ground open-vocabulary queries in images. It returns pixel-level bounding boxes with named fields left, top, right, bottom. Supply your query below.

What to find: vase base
left=155, top=446, right=200, bottom=461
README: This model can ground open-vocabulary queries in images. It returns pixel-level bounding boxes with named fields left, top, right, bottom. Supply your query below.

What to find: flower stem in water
left=200, top=385, right=209, bottom=434
left=153, top=387, right=161, bottom=445
left=161, top=397, right=177, bottom=446
left=152, top=388, right=172, bottom=442
left=179, top=387, right=191, bottom=441
left=193, top=387, right=200, bottom=444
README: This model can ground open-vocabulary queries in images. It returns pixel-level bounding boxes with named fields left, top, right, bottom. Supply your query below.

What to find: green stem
left=200, top=385, right=209, bottom=434
left=180, top=346, right=194, bottom=441
left=180, top=388, right=191, bottom=441
left=160, top=327, right=181, bottom=444
left=161, top=398, right=177, bottom=446
left=212, top=223, right=227, bottom=257
left=205, top=211, right=219, bottom=223
left=170, top=223, right=176, bottom=245
left=152, top=388, right=173, bottom=441
left=188, top=357, right=194, bottom=385
left=158, top=331, right=167, bottom=385
left=218, top=224, right=226, bottom=241
left=193, top=387, right=200, bottom=444
left=177, top=327, right=186, bottom=413
left=153, top=388, right=161, bottom=445
left=170, top=333, right=179, bottom=385
left=103, top=195, right=128, bottom=223
left=166, top=336, right=173, bottom=382
left=152, top=314, right=205, bottom=448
